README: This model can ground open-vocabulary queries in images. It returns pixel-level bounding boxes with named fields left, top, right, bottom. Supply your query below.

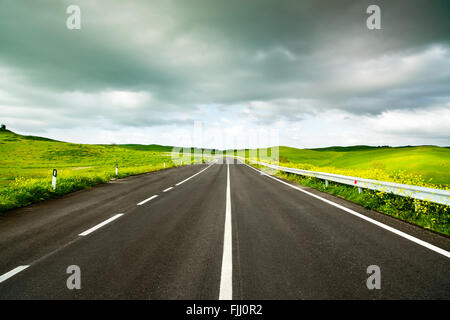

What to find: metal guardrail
left=236, top=156, right=450, bottom=206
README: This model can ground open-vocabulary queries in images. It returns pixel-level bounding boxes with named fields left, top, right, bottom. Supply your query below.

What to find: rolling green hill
left=118, top=144, right=175, bottom=152
left=277, top=145, right=450, bottom=186
left=0, top=129, right=178, bottom=190
left=235, top=145, right=450, bottom=187
left=0, top=129, right=205, bottom=212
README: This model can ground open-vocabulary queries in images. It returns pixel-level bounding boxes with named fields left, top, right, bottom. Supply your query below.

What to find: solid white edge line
left=137, top=195, right=159, bottom=206
left=175, top=161, right=216, bottom=186
left=78, top=214, right=124, bottom=236
left=219, top=163, right=233, bottom=300
left=0, top=265, right=30, bottom=283
left=163, top=187, right=173, bottom=193
left=241, top=160, right=450, bottom=259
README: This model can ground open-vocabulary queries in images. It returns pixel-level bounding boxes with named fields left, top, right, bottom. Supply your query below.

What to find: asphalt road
left=0, top=157, right=449, bottom=299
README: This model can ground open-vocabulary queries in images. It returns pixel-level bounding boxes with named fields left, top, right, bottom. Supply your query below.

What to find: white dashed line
left=137, top=195, right=159, bottom=206
left=79, top=214, right=124, bottom=236
left=163, top=187, right=173, bottom=192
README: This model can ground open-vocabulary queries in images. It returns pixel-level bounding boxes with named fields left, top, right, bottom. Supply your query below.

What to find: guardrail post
left=325, top=180, right=329, bottom=188
left=52, top=169, right=57, bottom=190
left=358, top=187, right=362, bottom=194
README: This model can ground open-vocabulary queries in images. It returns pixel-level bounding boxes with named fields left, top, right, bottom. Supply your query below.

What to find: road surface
left=0, top=158, right=449, bottom=299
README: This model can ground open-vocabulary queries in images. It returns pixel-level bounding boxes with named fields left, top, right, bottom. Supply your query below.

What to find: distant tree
left=0, top=124, right=5, bottom=131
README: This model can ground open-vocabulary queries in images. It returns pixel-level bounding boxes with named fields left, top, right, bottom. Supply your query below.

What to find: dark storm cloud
left=0, top=0, right=449, bottom=145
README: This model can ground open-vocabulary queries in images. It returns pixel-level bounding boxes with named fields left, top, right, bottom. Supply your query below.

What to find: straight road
left=0, top=158, right=449, bottom=299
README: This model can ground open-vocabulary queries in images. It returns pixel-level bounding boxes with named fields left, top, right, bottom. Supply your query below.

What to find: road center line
left=219, top=163, right=233, bottom=300
left=163, top=187, right=173, bottom=192
left=241, top=160, right=450, bottom=259
left=137, top=195, right=158, bottom=206
left=175, top=161, right=216, bottom=186
left=0, top=265, right=30, bottom=283
left=79, top=214, right=124, bottom=236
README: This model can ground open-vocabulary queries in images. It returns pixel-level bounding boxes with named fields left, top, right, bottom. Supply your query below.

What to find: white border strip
left=242, top=161, right=450, bottom=259
left=219, top=164, right=233, bottom=300
left=79, top=214, right=124, bottom=236
left=163, top=187, right=173, bottom=193
left=0, top=265, right=30, bottom=283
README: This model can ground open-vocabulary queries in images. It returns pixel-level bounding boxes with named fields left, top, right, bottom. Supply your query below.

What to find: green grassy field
left=236, top=145, right=450, bottom=188
left=0, top=129, right=211, bottom=212
left=0, top=130, right=170, bottom=189
left=280, top=145, right=450, bottom=186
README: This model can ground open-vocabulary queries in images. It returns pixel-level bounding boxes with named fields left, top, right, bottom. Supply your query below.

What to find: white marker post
left=164, top=162, right=166, bottom=168
left=115, top=164, right=118, bottom=176
left=52, top=169, right=57, bottom=190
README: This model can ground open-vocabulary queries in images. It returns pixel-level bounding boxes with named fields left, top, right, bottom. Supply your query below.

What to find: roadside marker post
left=115, top=164, right=118, bottom=176
left=354, top=179, right=362, bottom=194
left=325, top=180, right=329, bottom=188
left=164, top=162, right=166, bottom=168
left=52, top=169, right=57, bottom=190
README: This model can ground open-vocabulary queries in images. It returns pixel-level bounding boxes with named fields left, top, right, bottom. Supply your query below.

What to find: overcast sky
left=1, top=0, right=449, bottom=149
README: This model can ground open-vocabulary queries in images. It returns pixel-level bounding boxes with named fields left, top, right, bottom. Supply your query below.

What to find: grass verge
left=0, top=157, right=211, bottom=213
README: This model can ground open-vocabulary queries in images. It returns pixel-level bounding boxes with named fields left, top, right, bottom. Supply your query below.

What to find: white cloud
left=60, top=90, right=151, bottom=110
left=365, top=107, right=450, bottom=137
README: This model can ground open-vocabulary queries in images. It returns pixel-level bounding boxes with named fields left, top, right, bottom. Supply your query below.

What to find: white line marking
left=163, top=187, right=173, bottom=193
left=219, top=163, right=233, bottom=300
left=241, top=160, right=450, bottom=259
left=175, top=161, right=216, bottom=186
left=79, top=214, right=124, bottom=236
left=137, top=195, right=158, bottom=206
left=0, top=265, right=30, bottom=283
